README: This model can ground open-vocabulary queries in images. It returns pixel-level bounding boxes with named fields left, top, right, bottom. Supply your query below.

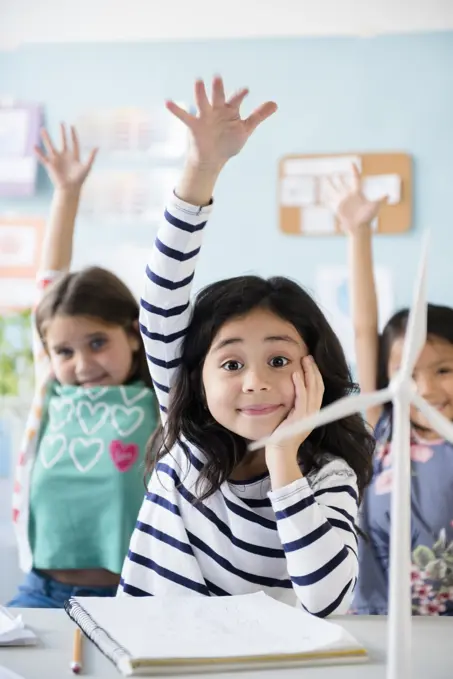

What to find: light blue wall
left=0, top=32, right=452, bottom=307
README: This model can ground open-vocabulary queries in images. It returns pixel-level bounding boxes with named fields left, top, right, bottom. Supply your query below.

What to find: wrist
left=176, top=160, right=224, bottom=206
left=53, top=186, right=82, bottom=200
left=266, top=451, right=303, bottom=491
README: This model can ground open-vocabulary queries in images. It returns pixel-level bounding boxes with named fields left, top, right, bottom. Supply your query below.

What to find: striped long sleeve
left=139, top=195, right=212, bottom=418
left=120, top=195, right=359, bottom=616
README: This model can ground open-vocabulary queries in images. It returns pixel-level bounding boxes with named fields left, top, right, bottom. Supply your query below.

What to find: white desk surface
left=0, top=610, right=451, bottom=679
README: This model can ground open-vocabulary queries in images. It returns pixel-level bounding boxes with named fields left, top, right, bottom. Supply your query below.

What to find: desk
left=1, top=610, right=451, bottom=678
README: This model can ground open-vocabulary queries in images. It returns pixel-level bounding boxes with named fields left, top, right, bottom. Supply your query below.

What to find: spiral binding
left=64, top=597, right=132, bottom=673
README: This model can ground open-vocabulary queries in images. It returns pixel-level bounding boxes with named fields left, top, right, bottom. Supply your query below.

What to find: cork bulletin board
left=278, top=152, right=412, bottom=236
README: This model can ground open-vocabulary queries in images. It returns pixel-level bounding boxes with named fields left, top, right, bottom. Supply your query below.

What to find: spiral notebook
left=65, top=592, right=367, bottom=676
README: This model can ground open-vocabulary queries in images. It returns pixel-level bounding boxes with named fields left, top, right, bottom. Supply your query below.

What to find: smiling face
left=388, top=335, right=453, bottom=436
left=201, top=307, right=309, bottom=441
left=44, top=315, right=140, bottom=387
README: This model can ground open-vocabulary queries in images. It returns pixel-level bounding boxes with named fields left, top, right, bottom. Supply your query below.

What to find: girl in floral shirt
left=332, top=166, right=453, bottom=616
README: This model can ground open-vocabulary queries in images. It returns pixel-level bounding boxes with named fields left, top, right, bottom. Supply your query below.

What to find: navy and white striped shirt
left=119, top=195, right=359, bottom=616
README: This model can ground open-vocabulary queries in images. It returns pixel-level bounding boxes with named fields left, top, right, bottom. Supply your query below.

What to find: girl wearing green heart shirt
left=8, top=125, right=158, bottom=608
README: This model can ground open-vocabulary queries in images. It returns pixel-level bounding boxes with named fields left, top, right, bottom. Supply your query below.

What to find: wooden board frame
left=278, top=152, right=412, bottom=235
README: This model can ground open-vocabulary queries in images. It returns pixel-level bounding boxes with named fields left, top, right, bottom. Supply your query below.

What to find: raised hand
left=35, top=124, right=97, bottom=191
left=329, top=165, right=388, bottom=233
left=166, top=76, right=277, bottom=170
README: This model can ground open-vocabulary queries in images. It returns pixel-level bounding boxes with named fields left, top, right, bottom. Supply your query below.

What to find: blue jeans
left=7, top=569, right=118, bottom=609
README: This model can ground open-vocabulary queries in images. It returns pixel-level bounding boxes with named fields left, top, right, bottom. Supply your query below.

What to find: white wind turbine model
left=250, top=235, right=453, bottom=679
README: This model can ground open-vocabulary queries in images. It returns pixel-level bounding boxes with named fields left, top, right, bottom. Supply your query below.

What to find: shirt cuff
left=268, top=476, right=311, bottom=505
left=169, top=191, right=214, bottom=217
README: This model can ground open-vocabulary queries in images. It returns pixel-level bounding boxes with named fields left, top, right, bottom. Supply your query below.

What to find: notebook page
left=76, top=592, right=360, bottom=660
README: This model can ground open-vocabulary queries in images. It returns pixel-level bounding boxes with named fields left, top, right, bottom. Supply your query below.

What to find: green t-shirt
left=29, top=381, right=157, bottom=574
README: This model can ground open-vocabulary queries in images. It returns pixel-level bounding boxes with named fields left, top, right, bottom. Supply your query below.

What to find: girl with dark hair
left=335, top=165, right=453, bottom=616
left=119, top=77, right=375, bottom=617
left=8, top=125, right=157, bottom=608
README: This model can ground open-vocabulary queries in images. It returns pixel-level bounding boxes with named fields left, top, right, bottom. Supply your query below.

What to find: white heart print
left=40, top=434, right=66, bottom=469
left=69, top=438, right=104, bottom=473
left=49, top=399, right=74, bottom=431
left=120, top=386, right=149, bottom=406
left=112, top=405, right=145, bottom=437
left=77, top=401, right=110, bottom=435
left=85, top=387, right=108, bottom=401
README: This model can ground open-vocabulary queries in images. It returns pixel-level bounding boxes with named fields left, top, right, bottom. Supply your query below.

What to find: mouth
left=239, top=405, right=282, bottom=417
left=79, top=375, right=109, bottom=388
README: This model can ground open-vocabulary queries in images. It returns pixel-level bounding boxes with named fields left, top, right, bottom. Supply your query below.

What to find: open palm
left=35, top=124, right=97, bottom=190
left=166, top=77, right=277, bottom=168
left=333, top=165, right=388, bottom=232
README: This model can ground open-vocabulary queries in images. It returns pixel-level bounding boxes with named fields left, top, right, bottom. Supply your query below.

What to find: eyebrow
left=212, top=335, right=301, bottom=352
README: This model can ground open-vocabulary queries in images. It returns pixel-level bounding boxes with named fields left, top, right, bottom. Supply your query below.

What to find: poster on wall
left=0, top=217, right=45, bottom=311
left=79, top=167, right=179, bottom=223
left=0, top=104, right=42, bottom=197
left=315, top=265, right=394, bottom=367
left=76, top=105, right=188, bottom=159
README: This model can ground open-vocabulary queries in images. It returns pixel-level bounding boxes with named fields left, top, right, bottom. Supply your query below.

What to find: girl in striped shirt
left=119, top=77, right=375, bottom=616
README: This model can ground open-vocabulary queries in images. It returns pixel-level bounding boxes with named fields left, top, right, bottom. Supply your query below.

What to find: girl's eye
left=90, top=338, right=106, bottom=351
left=438, top=367, right=452, bottom=375
left=56, top=348, right=73, bottom=358
left=269, top=356, right=289, bottom=368
left=221, top=360, right=244, bottom=372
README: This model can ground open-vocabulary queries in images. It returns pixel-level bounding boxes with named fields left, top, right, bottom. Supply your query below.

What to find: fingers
left=165, top=100, right=196, bottom=127
left=40, top=129, right=56, bottom=157
left=34, top=145, right=50, bottom=167
left=194, top=79, right=210, bottom=113
left=70, top=125, right=80, bottom=161
left=302, top=355, right=324, bottom=413
left=211, top=75, right=225, bottom=107
left=60, top=123, right=68, bottom=152
left=244, top=101, right=277, bottom=134
left=291, top=371, right=307, bottom=417
left=84, top=147, right=98, bottom=172
left=351, top=163, right=361, bottom=192
left=227, top=88, right=249, bottom=110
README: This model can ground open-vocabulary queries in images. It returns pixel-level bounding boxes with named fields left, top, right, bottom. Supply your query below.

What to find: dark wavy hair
left=377, top=303, right=453, bottom=421
left=35, top=266, right=153, bottom=389
left=146, top=275, right=375, bottom=501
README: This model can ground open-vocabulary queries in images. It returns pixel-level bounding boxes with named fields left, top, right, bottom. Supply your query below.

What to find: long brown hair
left=35, top=266, right=153, bottom=389
left=146, top=274, right=375, bottom=501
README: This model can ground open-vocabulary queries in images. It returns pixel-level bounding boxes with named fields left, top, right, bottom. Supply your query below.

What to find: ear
left=128, top=332, right=140, bottom=353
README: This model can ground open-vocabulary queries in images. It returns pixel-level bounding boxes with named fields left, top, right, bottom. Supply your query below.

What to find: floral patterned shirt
left=352, top=413, right=453, bottom=616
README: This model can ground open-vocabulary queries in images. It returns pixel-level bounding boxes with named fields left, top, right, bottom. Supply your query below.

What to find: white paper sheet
left=362, top=174, right=401, bottom=205
left=76, top=592, right=360, bottom=661
left=0, top=606, right=37, bottom=646
left=283, top=155, right=362, bottom=177
left=281, top=175, right=316, bottom=206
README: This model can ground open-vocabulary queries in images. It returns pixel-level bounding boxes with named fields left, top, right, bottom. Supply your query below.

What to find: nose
left=75, top=350, right=95, bottom=377
left=241, top=367, right=271, bottom=393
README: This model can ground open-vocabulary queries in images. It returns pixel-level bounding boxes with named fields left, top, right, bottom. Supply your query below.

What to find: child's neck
left=229, top=449, right=268, bottom=482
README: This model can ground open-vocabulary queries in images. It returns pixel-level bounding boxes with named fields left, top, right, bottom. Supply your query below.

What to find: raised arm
left=32, top=125, right=97, bottom=384
left=139, top=77, right=277, bottom=417
left=334, top=166, right=388, bottom=428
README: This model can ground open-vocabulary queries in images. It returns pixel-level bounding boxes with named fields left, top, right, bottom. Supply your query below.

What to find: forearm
left=39, top=188, right=81, bottom=272
left=348, top=225, right=378, bottom=333
left=175, top=161, right=223, bottom=206
left=269, top=472, right=359, bottom=616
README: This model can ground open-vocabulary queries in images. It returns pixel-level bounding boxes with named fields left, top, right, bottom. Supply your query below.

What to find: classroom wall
left=1, top=30, right=452, bottom=600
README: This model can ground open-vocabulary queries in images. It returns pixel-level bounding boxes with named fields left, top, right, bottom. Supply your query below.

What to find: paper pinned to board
left=283, top=155, right=362, bottom=177
left=362, top=173, right=401, bottom=205
left=0, top=606, right=37, bottom=646
left=281, top=175, right=316, bottom=206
